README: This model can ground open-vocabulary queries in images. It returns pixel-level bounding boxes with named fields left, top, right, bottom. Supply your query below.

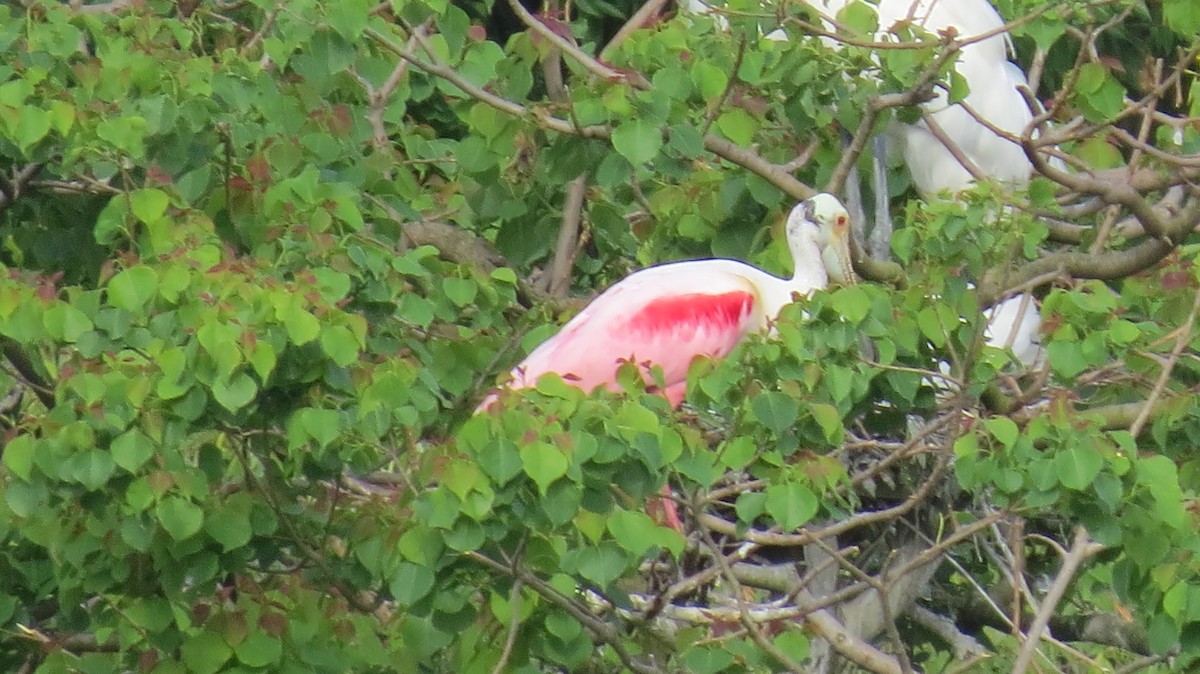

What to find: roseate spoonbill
left=480, top=193, right=854, bottom=412
left=478, top=194, right=855, bottom=531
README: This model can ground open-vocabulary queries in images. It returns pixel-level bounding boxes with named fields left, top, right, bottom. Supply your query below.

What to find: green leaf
left=319, top=324, right=360, bottom=366
left=1046, top=341, right=1088, bottom=378
left=72, top=449, right=115, bottom=490
left=47, top=100, right=75, bottom=136
left=442, top=461, right=480, bottom=500
left=691, top=60, right=728, bottom=100
left=182, top=631, right=233, bottom=674
left=398, top=526, right=445, bottom=566
left=129, top=188, right=170, bottom=224
left=212, top=372, right=257, bottom=412
left=542, top=480, right=582, bottom=526
left=477, top=439, right=522, bottom=485
left=917, top=307, right=947, bottom=347
left=300, top=408, right=341, bottom=447
left=3, top=435, right=34, bottom=480
left=120, top=516, right=155, bottom=552
left=607, top=509, right=682, bottom=556
left=984, top=417, right=1018, bottom=449
left=235, top=631, right=282, bottom=668
left=1147, top=612, right=1179, bottom=655
left=1073, top=63, right=1125, bottom=121
left=809, top=403, right=843, bottom=443
left=734, top=491, right=767, bottom=523
left=1163, top=581, right=1187, bottom=619
left=444, top=518, right=484, bottom=551
left=751, top=392, right=799, bottom=434
left=667, top=123, right=705, bottom=158
left=96, top=115, right=149, bottom=158
left=684, top=647, right=737, bottom=674
left=831, top=285, right=871, bottom=324
left=14, top=108, right=51, bottom=152
left=838, top=0, right=879, bottom=34
left=108, top=267, right=159, bottom=314
left=205, top=496, right=252, bottom=551
left=398, top=293, right=435, bottom=328
left=573, top=544, right=628, bottom=586
left=1020, top=16, right=1065, bottom=52
left=112, top=428, right=155, bottom=472
left=773, top=629, right=810, bottom=665
left=155, top=497, right=204, bottom=540
left=389, top=562, right=435, bottom=605
left=1055, top=446, right=1102, bottom=491
left=156, top=346, right=192, bottom=400
left=715, top=108, right=758, bottom=146
left=327, top=0, right=372, bottom=39
left=720, top=436, right=758, bottom=470
left=248, top=341, right=276, bottom=380
left=611, top=120, right=662, bottom=165
left=125, top=598, right=173, bottom=632
left=282, top=304, right=321, bottom=345
left=520, top=443, right=568, bottom=494
left=42, top=303, right=93, bottom=342
left=442, top=277, right=477, bottom=307
left=312, top=268, right=352, bottom=303
left=764, top=482, right=818, bottom=530
left=5, top=481, right=44, bottom=517
left=947, top=70, right=970, bottom=105
left=1107, top=319, right=1140, bottom=345
left=1163, top=0, right=1200, bottom=36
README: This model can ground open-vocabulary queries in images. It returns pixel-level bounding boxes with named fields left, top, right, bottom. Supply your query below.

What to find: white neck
left=751, top=231, right=829, bottom=322
left=788, top=232, right=829, bottom=290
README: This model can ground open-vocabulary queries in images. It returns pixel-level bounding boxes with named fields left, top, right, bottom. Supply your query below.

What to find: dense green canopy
left=1, top=0, right=1199, bottom=672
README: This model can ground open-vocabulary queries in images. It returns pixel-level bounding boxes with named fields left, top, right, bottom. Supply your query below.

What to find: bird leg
left=647, top=485, right=685, bottom=533
left=841, top=130, right=870, bottom=250
left=869, top=133, right=893, bottom=261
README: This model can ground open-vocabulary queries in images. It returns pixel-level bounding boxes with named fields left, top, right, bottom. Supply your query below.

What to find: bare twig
left=490, top=578, right=525, bottom=674
left=546, top=174, right=588, bottom=297
left=1011, top=527, right=1104, bottom=674
left=466, top=551, right=664, bottom=674
left=0, top=163, right=44, bottom=214
left=1129, top=283, right=1200, bottom=436
left=905, top=604, right=987, bottom=660
left=503, top=0, right=648, bottom=88
left=365, top=26, right=909, bottom=285
left=599, top=0, right=671, bottom=61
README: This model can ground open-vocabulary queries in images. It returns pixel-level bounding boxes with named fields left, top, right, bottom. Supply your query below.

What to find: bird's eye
left=836, top=214, right=847, bottom=227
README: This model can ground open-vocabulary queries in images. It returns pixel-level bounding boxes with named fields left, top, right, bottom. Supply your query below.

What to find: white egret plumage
left=812, top=0, right=1044, bottom=195
left=684, top=0, right=1045, bottom=194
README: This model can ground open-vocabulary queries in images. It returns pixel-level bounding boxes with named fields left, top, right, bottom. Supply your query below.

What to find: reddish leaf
left=1162, top=270, right=1191, bottom=291
left=246, top=154, right=270, bottom=183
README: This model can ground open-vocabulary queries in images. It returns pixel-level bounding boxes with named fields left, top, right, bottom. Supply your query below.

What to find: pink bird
left=479, top=193, right=856, bottom=529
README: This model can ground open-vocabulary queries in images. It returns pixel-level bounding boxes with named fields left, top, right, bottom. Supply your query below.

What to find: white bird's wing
left=984, top=293, right=1044, bottom=368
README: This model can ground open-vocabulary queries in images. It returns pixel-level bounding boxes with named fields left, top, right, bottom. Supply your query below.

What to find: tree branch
left=1011, top=527, right=1104, bottom=674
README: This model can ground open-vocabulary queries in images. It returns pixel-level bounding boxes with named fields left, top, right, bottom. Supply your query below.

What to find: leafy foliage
left=0, top=0, right=1199, bottom=672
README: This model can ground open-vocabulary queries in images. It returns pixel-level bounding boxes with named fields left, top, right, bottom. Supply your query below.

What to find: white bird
left=813, top=0, right=1040, bottom=195
left=983, top=292, right=1044, bottom=368
left=683, top=0, right=1044, bottom=194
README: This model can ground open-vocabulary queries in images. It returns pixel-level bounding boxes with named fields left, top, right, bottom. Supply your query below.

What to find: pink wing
left=483, top=266, right=764, bottom=410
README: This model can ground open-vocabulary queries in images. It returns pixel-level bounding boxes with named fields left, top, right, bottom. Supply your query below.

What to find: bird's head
left=787, top=193, right=855, bottom=285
